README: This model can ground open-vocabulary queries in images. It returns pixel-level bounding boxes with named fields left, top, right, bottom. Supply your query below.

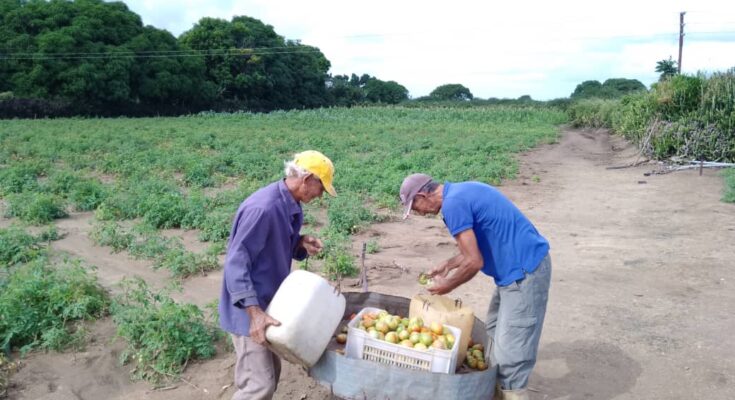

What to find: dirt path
left=7, top=128, right=735, bottom=399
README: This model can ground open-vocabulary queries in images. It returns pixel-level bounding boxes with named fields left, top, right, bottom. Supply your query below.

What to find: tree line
left=0, top=0, right=409, bottom=117
left=1, top=0, right=662, bottom=118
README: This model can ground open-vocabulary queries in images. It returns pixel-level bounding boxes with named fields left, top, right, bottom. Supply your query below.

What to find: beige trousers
left=231, top=334, right=282, bottom=400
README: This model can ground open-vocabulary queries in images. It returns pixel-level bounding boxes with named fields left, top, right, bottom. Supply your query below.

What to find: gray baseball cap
left=399, top=173, right=433, bottom=219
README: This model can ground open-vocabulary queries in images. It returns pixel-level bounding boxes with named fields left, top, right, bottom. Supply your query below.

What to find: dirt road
left=7, top=128, right=735, bottom=399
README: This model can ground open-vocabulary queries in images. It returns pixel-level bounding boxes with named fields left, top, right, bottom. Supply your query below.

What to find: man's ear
left=414, top=192, right=426, bottom=199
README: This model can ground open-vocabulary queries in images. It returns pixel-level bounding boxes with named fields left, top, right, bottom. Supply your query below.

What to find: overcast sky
left=124, top=0, right=735, bottom=100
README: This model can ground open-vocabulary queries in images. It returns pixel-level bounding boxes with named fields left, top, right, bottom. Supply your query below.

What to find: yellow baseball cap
left=293, top=150, right=337, bottom=196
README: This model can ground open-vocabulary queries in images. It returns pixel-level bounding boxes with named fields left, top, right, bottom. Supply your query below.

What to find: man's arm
left=429, top=254, right=463, bottom=278
left=223, top=208, right=281, bottom=344
left=428, top=228, right=484, bottom=295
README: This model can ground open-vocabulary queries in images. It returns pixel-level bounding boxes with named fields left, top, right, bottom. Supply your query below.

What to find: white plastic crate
left=344, top=307, right=461, bottom=374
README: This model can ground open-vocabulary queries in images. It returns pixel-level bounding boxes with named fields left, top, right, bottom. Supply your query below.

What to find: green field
left=1, top=106, right=565, bottom=233
left=1, top=106, right=565, bottom=380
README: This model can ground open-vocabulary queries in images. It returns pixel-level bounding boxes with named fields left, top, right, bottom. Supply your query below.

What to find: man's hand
left=428, top=259, right=453, bottom=278
left=246, top=305, right=281, bottom=345
left=299, top=235, right=324, bottom=256
left=427, top=230, right=483, bottom=295
left=427, top=275, right=453, bottom=295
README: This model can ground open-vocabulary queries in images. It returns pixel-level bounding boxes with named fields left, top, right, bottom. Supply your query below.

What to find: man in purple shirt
left=219, top=150, right=336, bottom=400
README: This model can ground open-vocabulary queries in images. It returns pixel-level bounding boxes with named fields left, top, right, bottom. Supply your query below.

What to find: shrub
left=366, top=239, right=380, bottom=254
left=572, top=69, right=735, bottom=163
left=316, top=230, right=358, bottom=279
left=197, top=209, right=233, bottom=242
left=5, top=193, right=67, bottom=224
left=567, top=99, right=618, bottom=128
left=155, top=247, right=220, bottom=278
left=45, top=171, right=84, bottom=195
left=322, top=249, right=357, bottom=280
left=90, top=221, right=135, bottom=252
left=183, top=163, right=216, bottom=187
left=611, top=93, right=656, bottom=143
left=0, top=259, right=109, bottom=353
left=142, top=192, right=188, bottom=229
left=90, top=221, right=220, bottom=278
left=69, top=180, right=108, bottom=211
left=111, top=278, right=217, bottom=383
left=0, top=163, right=45, bottom=195
left=0, top=226, right=59, bottom=268
left=327, top=193, right=376, bottom=235
left=653, top=75, right=704, bottom=120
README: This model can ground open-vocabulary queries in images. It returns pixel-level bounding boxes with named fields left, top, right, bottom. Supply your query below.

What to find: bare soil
left=5, top=128, right=735, bottom=400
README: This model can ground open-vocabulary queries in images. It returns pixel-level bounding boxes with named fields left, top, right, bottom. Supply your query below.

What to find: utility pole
left=678, top=11, right=686, bottom=74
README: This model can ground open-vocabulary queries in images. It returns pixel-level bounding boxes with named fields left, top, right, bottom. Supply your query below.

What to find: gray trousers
left=486, top=254, right=551, bottom=390
left=231, top=334, right=282, bottom=400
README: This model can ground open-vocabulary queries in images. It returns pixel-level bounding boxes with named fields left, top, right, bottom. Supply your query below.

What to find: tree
left=571, top=78, right=646, bottom=99
left=656, top=57, right=678, bottom=81
left=430, top=84, right=473, bottom=101
left=0, top=0, right=211, bottom=115
left=602, top=78, right=646, bottom=94
left=326, top=74, right=364, bottom=106
left=571, top=80, right=604, bottom=99
left=363, top=79, right=408, bottom=104
left=517, top=95, right=533, bottom=102
left=179, top=16, right=330, bottom=111
left=326, top=73, right=409, bottom=106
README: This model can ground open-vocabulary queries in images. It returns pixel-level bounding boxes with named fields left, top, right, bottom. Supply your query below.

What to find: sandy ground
left=4, top=127, right=735, bottom=400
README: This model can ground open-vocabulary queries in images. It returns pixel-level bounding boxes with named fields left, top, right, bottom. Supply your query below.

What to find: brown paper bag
left=409, top=294, right=476, bottom=365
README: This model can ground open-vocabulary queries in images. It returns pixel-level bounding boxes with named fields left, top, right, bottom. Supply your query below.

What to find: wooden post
left=360, top=242, right=368, bottom=292
left=678, top=12, right=686, bottom=74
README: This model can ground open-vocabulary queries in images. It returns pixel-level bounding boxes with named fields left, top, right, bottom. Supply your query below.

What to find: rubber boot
left=492, top=383, right=504, bottom=400
left=500, top=388, right=529, bottom=400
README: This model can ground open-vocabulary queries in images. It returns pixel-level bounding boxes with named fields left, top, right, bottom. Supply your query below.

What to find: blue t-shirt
left=441, top=181, right=549, bottom=287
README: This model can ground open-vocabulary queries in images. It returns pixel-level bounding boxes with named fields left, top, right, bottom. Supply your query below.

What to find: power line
left=0, top=48, right=325, bottom=61
left=1, top=29, right=734, bottom=61
left=1, top=45, right=312, bottom=57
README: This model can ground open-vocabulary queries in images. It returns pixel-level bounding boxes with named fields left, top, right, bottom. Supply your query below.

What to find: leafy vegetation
left=366, top=239, right=380, bottom=254
left=2, top=106, right=565, bottom=278
left=110, top=278, right=217, bottom=384
left=723, top=169, right=735, bottom=203
left=570, top=78, right=646, bottom=99
left=4, top=192, right=67, bottom=224
left=0, top=1, right=410, bottom=117
left=567, top=68, right=735, bottom=163
left=656, top=57, right=678, bottom=81
left=90, top=221, right=220, bottom=278
left=0, top=226, right=59, bottom=269
left=429, top=84, right=474, bottom=101
left=0, top=258, right=109, bottom=354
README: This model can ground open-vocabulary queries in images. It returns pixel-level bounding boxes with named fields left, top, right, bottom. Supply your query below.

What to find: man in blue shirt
left=400, top=173, right=551, bottom=400
left=220, top=150, right=336, bottom=400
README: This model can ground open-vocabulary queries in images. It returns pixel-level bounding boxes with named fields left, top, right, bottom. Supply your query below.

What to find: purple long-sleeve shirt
left=219, top=180, right=307, bottom=336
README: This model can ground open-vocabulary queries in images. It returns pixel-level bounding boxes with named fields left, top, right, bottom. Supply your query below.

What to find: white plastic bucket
left=265, top=270, right=346, bottom=367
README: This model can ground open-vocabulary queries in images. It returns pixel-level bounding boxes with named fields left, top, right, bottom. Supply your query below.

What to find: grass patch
left=366, top=239, right=380, bottom=254
left=111, top=278, right=217, bottom=384
left=567, top=69, right=735, bottom=162
left=1, top=106, right=566, bottom=279
left=90, top=221, right=220, bottom=278
left=0, top=226, right=59, bottom=269
left=723, top=169, right=735, bottom=203
left=0, top=258, right=109, bottom=354
left=4, top=192, right=67, bottom=224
